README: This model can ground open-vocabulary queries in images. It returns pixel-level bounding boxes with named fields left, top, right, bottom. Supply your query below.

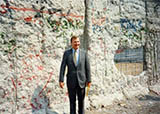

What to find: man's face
left=71, top=38, right=80, bottom=50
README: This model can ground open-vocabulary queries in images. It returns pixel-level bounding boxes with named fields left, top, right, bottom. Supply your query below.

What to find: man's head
left=71, top=36, right=80, bottom=50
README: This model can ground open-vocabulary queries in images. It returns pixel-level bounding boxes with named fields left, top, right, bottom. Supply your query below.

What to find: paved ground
left=86, top=92, right=160, bottom=114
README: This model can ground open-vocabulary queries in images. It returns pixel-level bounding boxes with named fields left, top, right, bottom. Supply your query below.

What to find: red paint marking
left=26, top=77, right=32, bottom=81
left=22, top=96, right=26, bottom=99
left=11, top=88, right=14, bottom=91
left=116, top=49, right=124, bottom=53
left=37, top=65, right=43, bottom=70
left=20, top=75, right=24, bottom=79
left=0, top=4, right=7, bottom=14
left=36, top=54, right=39, bottom=57
left=67, top=13, right=84, bottom=19
left=53, top=51, right=57, bottom=57
left=103, top=8, right=107, bottom=11
left=34, top=98, right=38, bottom=104
left=39, top=20, right=43, bottom=25
left=98, top=37, right=107, bottom=54
left=47, top=90, right=51, bottom=94
left=24, top=75, right=38, bottom=81
left=100, top=17, right=106, bottom=24
left=99, top=38, right=103, bottom=49
left=24, top=16, right=33, bottom=22
left=39, top=72, right=53, bottom=96
left=92, top=17, right=106, bottom=26
left=0, top=5, right=106, bottom=25
left=18, top=82, right=22, bottom=86
left=40, top=50, right=43, bottom=53
left=0, top=5, right=84, bottom=19
left=30, top=103, right=37, bottom=109
left=23, top=68, right=29, bottom=73
left=32, top=75, right=38, bottom=79
left=10, top=64, right=13, bottom=69
left=11, top=77, right=17, bottom=90
left=0, top=10, right=7, bottom=14
left=39, top=104, right=42, bottom=109
left=33, top=19, right=37, bottom=23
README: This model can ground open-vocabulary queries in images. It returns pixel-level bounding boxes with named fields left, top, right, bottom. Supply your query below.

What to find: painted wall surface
left=1, top=0, right=160, bottom=113
left=0, top=0, right=86, bottom=113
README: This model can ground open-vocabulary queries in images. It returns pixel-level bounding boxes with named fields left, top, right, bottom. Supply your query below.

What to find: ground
left=86, top=92, right=160, bottom=114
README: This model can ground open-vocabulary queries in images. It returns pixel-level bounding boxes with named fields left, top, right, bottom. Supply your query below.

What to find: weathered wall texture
left=0, top=0, right=159, bottom=113
left=144, top=0, right=160, bottom=85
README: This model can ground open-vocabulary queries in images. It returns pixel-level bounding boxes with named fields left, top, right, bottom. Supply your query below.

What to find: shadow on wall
left=139, top=95, right=160, bottom=101
left=31, top=86, right=58, bottom=114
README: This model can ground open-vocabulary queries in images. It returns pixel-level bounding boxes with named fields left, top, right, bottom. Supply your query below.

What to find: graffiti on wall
left=0, top=1, right=85, bottom=112
left=120, top=18, right=142, bottom=32
left=0, top=1, right=121, bottom=112
left=119, top=18, right=145, bottom=48
left=0, top=3, right=106, bottom=34
left=0, top=32, right=16, bottom=55
left=0, top=1, right=111, bottom=35
left=0, top=34, right=64, bottom=113
left=46, top=17, right=83, bottom=32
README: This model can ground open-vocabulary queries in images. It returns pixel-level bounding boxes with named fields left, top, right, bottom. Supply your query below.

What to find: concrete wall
left=1, top=0, right=159, bottom=113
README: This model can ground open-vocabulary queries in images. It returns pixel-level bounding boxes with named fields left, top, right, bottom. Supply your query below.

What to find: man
left=59, top=36, right=91, bottom=114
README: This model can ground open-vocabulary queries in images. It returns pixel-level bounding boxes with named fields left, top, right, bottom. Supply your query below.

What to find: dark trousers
left=68, top=84, right=85, bottom=114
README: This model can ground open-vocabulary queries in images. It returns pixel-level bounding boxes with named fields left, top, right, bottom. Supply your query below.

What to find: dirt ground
left=86, top=92, right=160, bottom=114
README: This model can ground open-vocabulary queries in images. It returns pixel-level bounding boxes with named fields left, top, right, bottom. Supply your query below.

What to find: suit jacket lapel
left=78, top=49, right=81, bottom=67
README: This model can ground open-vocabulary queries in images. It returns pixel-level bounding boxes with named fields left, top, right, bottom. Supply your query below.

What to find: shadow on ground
left=31, top=86, right=58, bottom=114
left=138, top=93, right=160, bottom=114
left=139, top=95, right=160, bottom=101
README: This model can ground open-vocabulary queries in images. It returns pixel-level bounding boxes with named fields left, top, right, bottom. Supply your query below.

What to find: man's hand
left=59, top=82, right=64, bottom=88
left=87, top=82, right=91, bottom=87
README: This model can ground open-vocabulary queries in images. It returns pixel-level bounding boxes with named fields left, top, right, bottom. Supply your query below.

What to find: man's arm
left=59, top=51, right=67, bottom=88
left=85, top=52, right=91, bottom=87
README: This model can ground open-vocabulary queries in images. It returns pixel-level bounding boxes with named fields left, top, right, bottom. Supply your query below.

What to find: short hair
left=70, top=36, right=78, bottom=43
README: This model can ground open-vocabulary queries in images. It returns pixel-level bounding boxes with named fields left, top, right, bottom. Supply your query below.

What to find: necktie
left=74, top=50, right=78, bottom=66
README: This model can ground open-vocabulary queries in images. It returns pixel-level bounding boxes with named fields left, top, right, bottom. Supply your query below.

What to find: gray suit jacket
left=59, top=48, right=91, bottom=88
